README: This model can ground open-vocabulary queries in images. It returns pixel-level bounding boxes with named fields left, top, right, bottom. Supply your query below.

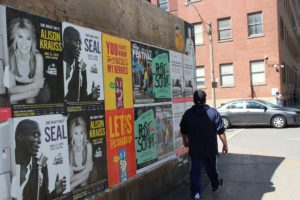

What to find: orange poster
left=102, top=34, right=136, bottom=186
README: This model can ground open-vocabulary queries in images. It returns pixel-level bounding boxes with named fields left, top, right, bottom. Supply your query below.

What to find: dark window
left=218, top=18, right=232, bottom=40
left=227, top=102, right=244, bottom=109
left=248, top=12, right=263, bottom=36
left=246, top=101, right=265, bottom=109
left=159, top=0, right=168, bottom=11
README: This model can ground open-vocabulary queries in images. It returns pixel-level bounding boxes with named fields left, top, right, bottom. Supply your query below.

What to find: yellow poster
left=103, top=34, right=133, bottom=110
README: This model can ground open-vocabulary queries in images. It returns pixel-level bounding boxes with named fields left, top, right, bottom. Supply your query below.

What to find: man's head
left=15, top=119, right=41, bottom=159
left=193, top=90, right=206, bottom=105
left=63, top=26, right=81, bottom=61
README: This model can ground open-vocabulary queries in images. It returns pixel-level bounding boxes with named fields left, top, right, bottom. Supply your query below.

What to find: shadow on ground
left=159, top=153, right=284, bottom=200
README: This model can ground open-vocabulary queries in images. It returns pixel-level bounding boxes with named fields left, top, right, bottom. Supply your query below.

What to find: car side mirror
left=263, top=106, right=267, bottom=112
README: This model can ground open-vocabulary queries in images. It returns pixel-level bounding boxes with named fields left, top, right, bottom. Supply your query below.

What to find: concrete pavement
left=159, top=126, right=300, bottom=200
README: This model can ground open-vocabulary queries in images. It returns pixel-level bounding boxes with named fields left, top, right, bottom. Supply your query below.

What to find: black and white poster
left=4, top=7, right=65, bottom=116
left=66, top=103, right=108, bottom=198
left=62, top=22, right=104, bottom=104
left=11, top=114, right=70, bottom=200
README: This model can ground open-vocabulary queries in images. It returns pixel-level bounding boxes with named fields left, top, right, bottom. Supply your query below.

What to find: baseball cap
left=193, top=90, right=206, bottom=104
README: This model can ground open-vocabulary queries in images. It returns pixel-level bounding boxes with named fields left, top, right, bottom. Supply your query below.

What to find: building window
left=248, top=12, right=263, bottom=36
left=218, top=18, right=232, bottom=40
left=194, top=23, right=203, bottom=45
left=186, top=0, right=199, bottom=3
left=196, top=66, right=205, bottom=88
left=250, top=60, right=265, bottom=85
left=158, top=0, right=168, bottom=11
left=220, top=63, right=234, bottom=86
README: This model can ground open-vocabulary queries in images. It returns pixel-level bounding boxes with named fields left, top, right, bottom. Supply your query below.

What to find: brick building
left=151, top=0, right=300, bottom=107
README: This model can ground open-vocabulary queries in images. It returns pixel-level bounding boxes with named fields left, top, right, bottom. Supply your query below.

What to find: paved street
left=160, top=126, right=300, bottom=200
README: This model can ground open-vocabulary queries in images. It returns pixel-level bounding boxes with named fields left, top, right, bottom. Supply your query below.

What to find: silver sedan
left=217, top=99, right=300, bottom=128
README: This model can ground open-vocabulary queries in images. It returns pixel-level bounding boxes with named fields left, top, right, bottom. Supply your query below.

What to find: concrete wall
left=96, top=157, right=189, bottom=200
left=0, top=0, right=190, bottom=199
left=0, top=0, right=185, bottom=54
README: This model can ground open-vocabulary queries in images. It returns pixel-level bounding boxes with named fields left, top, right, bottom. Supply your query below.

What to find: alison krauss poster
left=0, top=6, right=11, bottom=121
left=5, top=7, right=64, bottom=106
left=62, top=22, right=104, bottom=103
left=67, top=109, right=108, bottom=197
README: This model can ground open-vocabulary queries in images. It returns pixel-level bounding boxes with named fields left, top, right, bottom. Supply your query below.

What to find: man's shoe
left=193, top=193, right=200, bottom=200
left=212, top=178, right=223, bottom=192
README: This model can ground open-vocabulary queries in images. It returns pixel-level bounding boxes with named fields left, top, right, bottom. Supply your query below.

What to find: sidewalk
left=159, top=153, right=284, bottom=200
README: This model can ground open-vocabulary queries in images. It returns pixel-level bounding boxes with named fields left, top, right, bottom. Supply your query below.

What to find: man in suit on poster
left=63, top=26, right=100, bottom=102
left=11, top=119, right=65, bottom=200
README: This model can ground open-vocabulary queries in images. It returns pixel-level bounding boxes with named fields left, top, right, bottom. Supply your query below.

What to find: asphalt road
left=161, top=126, right=300, bottom=200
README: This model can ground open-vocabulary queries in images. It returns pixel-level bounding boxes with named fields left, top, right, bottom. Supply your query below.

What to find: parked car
left=217, top=99, right=300, bottom=128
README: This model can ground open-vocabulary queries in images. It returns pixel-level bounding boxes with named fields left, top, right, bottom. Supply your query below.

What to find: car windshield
left=256, top=100, right=279, bottom=108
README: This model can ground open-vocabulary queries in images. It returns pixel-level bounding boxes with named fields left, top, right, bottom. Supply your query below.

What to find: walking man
left=180, top=90, right=228, bottom=200
left=275, top=91, right=283, bottom=107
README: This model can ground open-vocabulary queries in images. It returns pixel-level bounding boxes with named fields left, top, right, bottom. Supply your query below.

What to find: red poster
left=0, top=108, right=11, bottom=121
left=105, top=108, right=136, bottom=187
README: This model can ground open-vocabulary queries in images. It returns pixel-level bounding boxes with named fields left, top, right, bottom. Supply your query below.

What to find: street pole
left=186, top=3, right=216, bottom=107
left=208, top=22, right=216, bottom=108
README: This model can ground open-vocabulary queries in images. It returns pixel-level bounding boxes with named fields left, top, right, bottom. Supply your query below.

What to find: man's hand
left=219, top=132, right=228, bottom=154
left=54, top=174, right=66, bottom=195
left=222, top=144, right=228, bottom=154
left=91, top=85, right=100, bottom=99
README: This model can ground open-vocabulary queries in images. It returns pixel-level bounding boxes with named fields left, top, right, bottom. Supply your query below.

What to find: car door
left=225, top=101, right=245, bottom=125
left=245, top=101, right=269, bottom=124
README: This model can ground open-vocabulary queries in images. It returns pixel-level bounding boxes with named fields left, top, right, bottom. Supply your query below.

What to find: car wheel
left=271, top=115, right=286, bottom=128
left=222, top=117, right=231, bottom=129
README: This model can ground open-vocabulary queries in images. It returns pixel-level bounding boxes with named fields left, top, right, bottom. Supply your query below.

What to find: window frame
left=158, top=0, right=169, bottom=11
left=196, top=66, right=205, bottom=88
left=248, top=11, right=263, bottom=37
left=194, top=23, right=204, bottom=45
left=250, top=60, right=266, bottom=85
left=186, top=0, right=201, bottom=4
left=220, top=63, right=234, bottom=87
left=217, top=17, right=232, bottom=41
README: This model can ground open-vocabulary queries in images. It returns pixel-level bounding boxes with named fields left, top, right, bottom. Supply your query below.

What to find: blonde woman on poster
left=68, top=116, right=93, bottom=189
left=6, top=17, right=44, bottom=104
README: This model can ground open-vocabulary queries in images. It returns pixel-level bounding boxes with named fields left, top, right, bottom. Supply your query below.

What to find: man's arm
left=181, top=133, right=189, bottom=147
left=214, top=109, right=228, bottom=154
left=218, top=132, right=228, bottom=154
left=180, top=112, right=189, bottom=147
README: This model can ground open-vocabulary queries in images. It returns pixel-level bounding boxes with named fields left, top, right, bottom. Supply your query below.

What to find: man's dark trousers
left=190, top=155, right=220, bottom=197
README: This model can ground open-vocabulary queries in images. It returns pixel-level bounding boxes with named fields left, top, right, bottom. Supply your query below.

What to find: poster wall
left=0, top=6, right=11, bottom=121
left=183, top=54, right=195, bottom=98
left=172, top=102, right=188, bottom=156
left=0, top=5, right=197, bottom=199
left=66, top=107, right=108, bottom=198
left=11, top=114, right=71, bottom=200
left=184, top=22, right=195, bottom=58
left=155, top=104, right=173, bottom=159
left=170, top=51, right=184, bottom=98
left=134, top=106, right=157, bottom=169
left=132, top=42, right=171, bottom=104
left=134, top=103, right=174, bottom=171
left=62, top=22, right=104, bottom=103
left=4, top=7, right=65, bottom=116
left=102, top=34, right=136, bottom=187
